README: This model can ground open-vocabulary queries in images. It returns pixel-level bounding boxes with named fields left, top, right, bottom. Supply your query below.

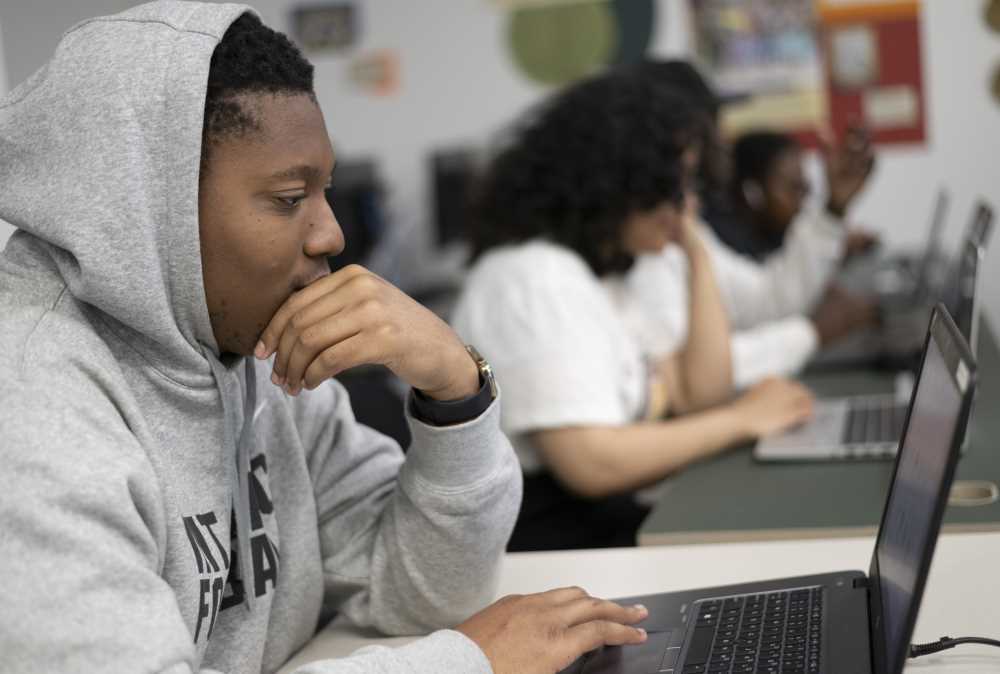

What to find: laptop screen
left=873, top=317, right=968, bottom=670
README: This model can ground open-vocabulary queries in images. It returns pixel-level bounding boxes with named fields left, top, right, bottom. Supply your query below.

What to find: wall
left=295, top=0, right=1000, bottom=321
left=1, top=0, right=998, bottom=320
left=841, top=0, right=1000, bottom=324
left=287, top=0, right=689, bottom=287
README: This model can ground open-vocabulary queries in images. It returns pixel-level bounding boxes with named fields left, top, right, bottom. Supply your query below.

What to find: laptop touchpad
left=581, top=629, right=676, bottom=674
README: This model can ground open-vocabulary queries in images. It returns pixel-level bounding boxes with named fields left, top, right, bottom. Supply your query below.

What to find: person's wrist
left=420, top=346, right=481, bottom=401
left=720, top=403, right=756, bottom=446
left=682, top=235, right=709, bottom=265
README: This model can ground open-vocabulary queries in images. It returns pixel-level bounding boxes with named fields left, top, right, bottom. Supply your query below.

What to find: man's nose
left=305, top=197, right=345, bottom=258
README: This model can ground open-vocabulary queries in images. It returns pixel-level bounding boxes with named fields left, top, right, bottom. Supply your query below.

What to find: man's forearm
left=358, top=400, right=521, bottom=634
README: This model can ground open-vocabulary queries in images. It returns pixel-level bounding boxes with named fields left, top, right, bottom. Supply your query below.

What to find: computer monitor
left=952, top=239, right=983, bottom=355
left=912, top=188, right=948, bottom=299
left=965, top=201, right=994, bottom=250
left=324, top=158, right=385, bottom=272
left=431, top=147, right=479, bottom=246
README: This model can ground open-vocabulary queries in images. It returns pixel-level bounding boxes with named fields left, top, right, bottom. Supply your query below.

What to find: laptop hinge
left=852, top=577, right=870, bottom=589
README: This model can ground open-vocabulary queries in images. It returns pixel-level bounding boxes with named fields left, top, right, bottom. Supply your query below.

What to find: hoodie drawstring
left=207, top=355, right=257, bottom=613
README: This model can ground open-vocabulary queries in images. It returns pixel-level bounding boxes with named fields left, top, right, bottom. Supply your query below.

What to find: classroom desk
left=638, top=321, right=1000, bottom=546
left=277, top=532, right=1000, bottom=673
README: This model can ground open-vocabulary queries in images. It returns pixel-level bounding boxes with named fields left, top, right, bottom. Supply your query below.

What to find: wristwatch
left=410, top=344, right=497, bottom=426
left=465, top=344, right=498, bottom=398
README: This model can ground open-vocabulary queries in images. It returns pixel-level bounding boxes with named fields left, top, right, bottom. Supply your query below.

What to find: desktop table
left=638, top=322, right=1000, bottom=546
left=277, top=532, right=1000, bottom=673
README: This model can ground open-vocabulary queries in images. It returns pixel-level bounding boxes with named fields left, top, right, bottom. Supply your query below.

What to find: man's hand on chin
left=255, top=264, right=479, bottom=401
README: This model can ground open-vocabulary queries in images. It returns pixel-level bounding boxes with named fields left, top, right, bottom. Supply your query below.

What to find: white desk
left=278, top=532, right=1000, bottom=673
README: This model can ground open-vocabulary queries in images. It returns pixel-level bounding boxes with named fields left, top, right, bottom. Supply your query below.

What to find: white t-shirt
left=624, top=210, right=845, bottom=388
left=450, top=240, right=647, bottom=473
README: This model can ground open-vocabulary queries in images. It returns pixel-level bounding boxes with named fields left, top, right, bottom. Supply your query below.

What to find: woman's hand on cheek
left=254, top=265, right=479, bottom=401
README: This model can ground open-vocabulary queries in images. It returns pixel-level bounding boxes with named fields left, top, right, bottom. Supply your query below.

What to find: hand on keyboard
left=732, top=379, right=815, bottom=439
left=456, top=586, right=649, bottom=674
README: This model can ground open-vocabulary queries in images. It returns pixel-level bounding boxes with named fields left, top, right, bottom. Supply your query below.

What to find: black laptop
left=566, top=303, right=977, bottom=674
left=812, top=200, right=993, bottom=371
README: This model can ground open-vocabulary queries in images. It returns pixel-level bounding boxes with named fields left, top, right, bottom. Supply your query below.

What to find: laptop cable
left=909, top=635, right=1000, bottom=659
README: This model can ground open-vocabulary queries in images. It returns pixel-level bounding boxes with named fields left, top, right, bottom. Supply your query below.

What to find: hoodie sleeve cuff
left=404, top=390, right=508, bottom=490
left=393, top=630, right=493, bottom=673
left=290, top=630, right=493, bottom=674
left=409, top=374, right=493, bottom=426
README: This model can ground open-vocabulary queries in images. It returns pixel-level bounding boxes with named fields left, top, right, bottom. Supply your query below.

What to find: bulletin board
left=700, top=0, right=927, bottom=147
left=817, top=0, right=926, bottom=144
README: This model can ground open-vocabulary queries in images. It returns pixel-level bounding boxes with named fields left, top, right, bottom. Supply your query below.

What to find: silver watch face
left=465, top=344, right=498, bottom=398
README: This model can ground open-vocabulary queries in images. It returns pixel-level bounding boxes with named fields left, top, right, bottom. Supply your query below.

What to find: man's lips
left=292, top=271, right=331, bottom=292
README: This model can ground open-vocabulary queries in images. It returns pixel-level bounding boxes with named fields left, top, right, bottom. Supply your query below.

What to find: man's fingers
left=537, top=586, right=591, bottom=605
left=301, top=334, right=371, bottom=390
left=563, top=620, right=648, bottom=657
left=282, top=315, right=365, bottom=393
left=558, top=597, right=649, bottom=629
left=272, top=294, right=355, bottom=386
left=270, top=272, right=385, bottom=385
left=258, top=264, right=369, bottom=359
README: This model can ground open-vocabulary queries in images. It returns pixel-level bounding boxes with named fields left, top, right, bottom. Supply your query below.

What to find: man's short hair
left=200, top=12, right=315, bottom=172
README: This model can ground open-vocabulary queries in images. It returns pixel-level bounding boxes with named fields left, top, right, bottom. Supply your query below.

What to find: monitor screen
left=915, top=189, right=948, bottom=283
left=951, top=242, right=979, bottom=349
left=874, top=326, right=966, bottom=670
left=966, top=203, right=994, bottom=250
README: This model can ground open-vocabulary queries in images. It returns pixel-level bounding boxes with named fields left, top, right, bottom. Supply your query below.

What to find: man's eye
left=276, top=195, right=305, bottom=209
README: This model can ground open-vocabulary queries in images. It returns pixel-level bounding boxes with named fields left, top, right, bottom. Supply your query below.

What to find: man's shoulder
left=1, top=282, right=119, bottom=386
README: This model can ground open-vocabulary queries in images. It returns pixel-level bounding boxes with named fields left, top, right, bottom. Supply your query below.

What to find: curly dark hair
left=470, top=70, right=698, bottom=276
left=625, top=59, right=730, bottom=211
left=731, top=130, right=800, bottom=196
left=200, top=12, right=315, bottom=173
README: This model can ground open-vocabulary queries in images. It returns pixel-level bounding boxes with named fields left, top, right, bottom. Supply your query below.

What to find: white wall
left=280, top=0, right=1000, bottom=321
left=1, top=0, right=997, bottom=319
left=839, top=0, right=1000, bottom=324
left=284, top=0, right=690, bottom=287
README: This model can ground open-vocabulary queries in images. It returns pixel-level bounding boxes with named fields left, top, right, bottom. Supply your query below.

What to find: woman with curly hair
left=451, top=70, right=815, bottom=551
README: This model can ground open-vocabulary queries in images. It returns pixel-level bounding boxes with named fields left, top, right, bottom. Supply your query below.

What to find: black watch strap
left=410, top=374, right=494, bottom=426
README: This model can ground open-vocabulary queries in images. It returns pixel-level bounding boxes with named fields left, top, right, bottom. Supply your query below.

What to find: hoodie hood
left=0, top=0, right=264, bottom=613
left=0, top=0, right=253, bottom=387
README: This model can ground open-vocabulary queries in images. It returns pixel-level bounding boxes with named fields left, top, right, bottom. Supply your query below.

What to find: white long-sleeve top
left=620, top=209, right=847, bottom=389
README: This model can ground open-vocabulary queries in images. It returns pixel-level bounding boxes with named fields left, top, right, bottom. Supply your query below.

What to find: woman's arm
left=663, top=215, right=734, bottom=413
left=532, top=378, right=813, bottom=499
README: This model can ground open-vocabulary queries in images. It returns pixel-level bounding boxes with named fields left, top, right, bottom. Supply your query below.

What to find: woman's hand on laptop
left=456, top=586, right=649, bottom=674
left=730, top=378, right=815, bottom=439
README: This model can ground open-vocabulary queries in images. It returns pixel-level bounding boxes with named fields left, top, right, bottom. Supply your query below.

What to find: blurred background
left=1, top=0, right=998, bottom=391
left=2, top=0, right=997, bottom=312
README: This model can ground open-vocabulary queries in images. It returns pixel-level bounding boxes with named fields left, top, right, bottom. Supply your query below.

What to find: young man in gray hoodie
left=0, top=2, right=649, bottom=673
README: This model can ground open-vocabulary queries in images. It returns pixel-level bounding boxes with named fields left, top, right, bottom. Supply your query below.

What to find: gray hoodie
left=0, top=2, right=520, bottom=672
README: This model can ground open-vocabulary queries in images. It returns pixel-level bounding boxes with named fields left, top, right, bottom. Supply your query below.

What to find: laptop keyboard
left=842, top=400, right=907, bottom=445
left=681, top=586, right=823, bottom=674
